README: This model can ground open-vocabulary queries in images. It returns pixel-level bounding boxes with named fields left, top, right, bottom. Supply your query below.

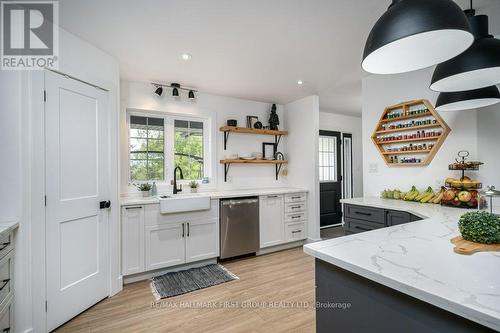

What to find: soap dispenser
left=151, top=182, right=158, bottom=196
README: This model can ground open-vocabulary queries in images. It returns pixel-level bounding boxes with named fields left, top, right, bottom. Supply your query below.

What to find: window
left=174, top=120, right=204, bottom=180
left=129, top=116, right=165, bottom=181
left=128, top=112, right=210, bottom=183
left=319, top=135, right=337, bottom=182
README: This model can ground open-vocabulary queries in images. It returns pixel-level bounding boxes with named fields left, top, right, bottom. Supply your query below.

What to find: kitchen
left=1, top=0, right=500, bottom=332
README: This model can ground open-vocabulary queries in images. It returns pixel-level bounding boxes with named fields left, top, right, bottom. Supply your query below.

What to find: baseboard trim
left=123, top=258, right=217, bottom=284
left=305, top=237, right=322, bottom=244
left=21, top=329, right=34, bottom=333
left=256, top=240, right=305, bottom=255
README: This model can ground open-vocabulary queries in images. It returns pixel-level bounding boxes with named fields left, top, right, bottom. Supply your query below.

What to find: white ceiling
left=59, top=0, right=500, bottom=116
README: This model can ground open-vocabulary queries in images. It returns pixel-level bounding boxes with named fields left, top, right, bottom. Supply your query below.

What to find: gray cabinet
left=344, top=204, right=422, bottom=234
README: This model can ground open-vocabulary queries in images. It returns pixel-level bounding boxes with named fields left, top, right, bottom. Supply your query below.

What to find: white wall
left=319, top=112, right=363, bottom=197
left=362, top=68, right=478, bottom=197
left=120, top=80, right=288, bottom=193
left=286, top=96, right=320, bottom=240
left=2, top=26, right=121, bottom=333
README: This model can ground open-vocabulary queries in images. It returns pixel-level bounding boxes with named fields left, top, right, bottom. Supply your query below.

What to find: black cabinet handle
left=187, top=223, right=190, bottom=237
left=0, top=243, right=10, bottom=251
left=355, top=211, right=372, bottom=216
left=290, top=205, right=301, bottom=209
left=354, top=225, right=371, bottom=232
left=267, top=195, right=278, bottom=198
left=291, top=215, right=301, bottom=219
left=291, top=230, right=302, bottom=234
left=100, top=200, right=111, bottom=209
left=291, top=196, right=301, bottom=199
left=182, top=223, right=185, bottom=238
left=0, top=279, right=10, bottom=291
left=125, top=206, right=142, bottom=210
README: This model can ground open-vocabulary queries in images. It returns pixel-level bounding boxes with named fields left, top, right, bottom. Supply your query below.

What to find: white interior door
left=45, top=70, right=109, bottom=331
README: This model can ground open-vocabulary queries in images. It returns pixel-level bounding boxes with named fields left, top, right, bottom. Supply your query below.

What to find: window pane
left=130, top=160, right=148, bottom=181
left=130, top=138, right=148, bottom=152
left=130, top=152, right=148, bottom=160
left=148, top=159, right=164, bottom=180
left=319, top=135, right=337, bottom=182
left=174, top=120, right=204, bottom=180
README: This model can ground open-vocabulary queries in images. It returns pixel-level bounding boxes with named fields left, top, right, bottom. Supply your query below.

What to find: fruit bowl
left=441, top=188, right=480, bottom=209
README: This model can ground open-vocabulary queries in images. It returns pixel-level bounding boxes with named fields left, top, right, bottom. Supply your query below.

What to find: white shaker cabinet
left=259, top=195, right=285, bottom=248
left=121, top=206, right=145, bottom=275
left=145, top=223, right=185, bottom=271
left=185, top=218, right=218, bottom=263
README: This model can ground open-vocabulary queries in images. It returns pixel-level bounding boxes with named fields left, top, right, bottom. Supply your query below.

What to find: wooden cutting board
left=451, top=236, right=500, bottom=255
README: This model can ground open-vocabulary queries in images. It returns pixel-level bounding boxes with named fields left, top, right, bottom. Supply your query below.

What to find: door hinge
left=45, top=196, right=47, bottom=206
left=44, top=90, right=46, bottom=102
left=45, top=300, right=48, bottom=312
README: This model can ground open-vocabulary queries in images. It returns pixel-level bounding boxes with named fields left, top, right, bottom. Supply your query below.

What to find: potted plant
left=458, top=211, right=500, bottom=244
left=189, top=180, right=199, bottom=193
left=136, top=183, right=152, bottom=197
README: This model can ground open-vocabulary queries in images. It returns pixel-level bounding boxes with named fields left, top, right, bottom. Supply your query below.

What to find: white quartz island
left=304, top=197, right=500, bottom=331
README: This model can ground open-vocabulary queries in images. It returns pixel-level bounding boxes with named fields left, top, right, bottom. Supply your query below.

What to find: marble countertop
left=121, top=187, right=307, bottom=206
left=304, top=197, right=500, bottom=331
left=0, top=221, right=19, bottom=239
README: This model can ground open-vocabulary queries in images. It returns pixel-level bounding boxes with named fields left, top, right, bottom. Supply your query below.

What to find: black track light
left=188, top=90, right=195, bottom=99
left=171, top=83, right=180, bottom=97
left=154, top=86, right=163, bottom=96
left=362, top=0, right=473, bottom=74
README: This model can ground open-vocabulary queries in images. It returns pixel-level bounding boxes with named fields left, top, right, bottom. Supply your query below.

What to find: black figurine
left=269, top=104, right=279, bottom=130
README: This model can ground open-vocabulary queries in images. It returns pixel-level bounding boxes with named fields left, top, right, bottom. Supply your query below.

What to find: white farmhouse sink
left=157, top=193, right=211, bottom=214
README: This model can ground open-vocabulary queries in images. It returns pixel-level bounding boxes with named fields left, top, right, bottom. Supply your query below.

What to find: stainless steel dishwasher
left=220, top=197, right=259, bottom=259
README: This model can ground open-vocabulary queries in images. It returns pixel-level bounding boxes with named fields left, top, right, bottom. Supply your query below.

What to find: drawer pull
left=267, top=195, right=278, bottom=198
left=0, top=243, right=10, bottom=251
left=291, top=215, right=301, bottom=219
left=291, top=196, right=301, bottom=199
left=0, top=279, right=10, bottom=291
left=125, top=206, right=142, bottom=210
left=354, top=226, right=371, bottom=232
left=290, top=205, right=301, bottom=209
left=291, top=230, right=302, bottom=234
left=354, top=211, right=372, bottom=216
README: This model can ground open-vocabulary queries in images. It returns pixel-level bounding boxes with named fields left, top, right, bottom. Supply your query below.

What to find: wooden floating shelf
left=220, top=159, right=288, bottom=164
left=375, top=135, right=441, bottom=145
left=378, top=111, right=432, bottom=124
left=219, top=126, right=288, bottom=136
left=371, top=99, right=451, bottom=167
left=381, top=149, right=432, bottom=155
left=375, top=123, right=442, bottom=134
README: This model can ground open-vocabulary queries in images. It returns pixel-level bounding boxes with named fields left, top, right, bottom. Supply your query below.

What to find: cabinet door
left=259, top=195, right=284, bottom=248
left=121, top=206, right=145, bottom=275
left=145, top=223, right=185, bottom=270
left=185, top=218, right=218, bottom=263
left=386, top=210, right=411, bottom=226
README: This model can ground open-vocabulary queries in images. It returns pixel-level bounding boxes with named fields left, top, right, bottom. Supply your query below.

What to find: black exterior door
left=319, top=130, right=342, bottom=227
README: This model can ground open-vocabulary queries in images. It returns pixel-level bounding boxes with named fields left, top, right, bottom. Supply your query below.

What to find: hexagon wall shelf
left=371, top=99, right=451, bottom=167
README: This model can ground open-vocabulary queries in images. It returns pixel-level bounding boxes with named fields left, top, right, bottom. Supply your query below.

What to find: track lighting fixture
left=362, top=0, right=473, bottom=74
left=151, top=82, right=197, bottom=100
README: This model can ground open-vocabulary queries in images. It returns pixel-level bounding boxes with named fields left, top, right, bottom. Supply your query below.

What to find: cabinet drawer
left=344, top=218, right=384, bottom=234
left=386, top=210, right=411, bottom=226
left=0, top=233, right=12, bottom=261
left=0, top=296, right=12, bottom=333
left=285, top=211, right=307, bottom=223
left=285, top=202, right=306, bottom=213
left=0, top=253, right=12, bottom=306
left=344, top=204, right=385, bottom=224
left=285, top=193, right=307, bottom=203
left=285, top=222, right=306, bottom=241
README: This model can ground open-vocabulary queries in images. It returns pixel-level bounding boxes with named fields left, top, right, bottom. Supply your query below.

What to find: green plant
left=458, top=211, right=500, bottom=244
left=135, top=183, right=152, bottom=192
left=189, top=180, right=199, bottom=189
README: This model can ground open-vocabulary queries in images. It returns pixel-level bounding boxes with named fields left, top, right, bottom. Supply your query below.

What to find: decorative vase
left=142, top=191, right=150, bottom=197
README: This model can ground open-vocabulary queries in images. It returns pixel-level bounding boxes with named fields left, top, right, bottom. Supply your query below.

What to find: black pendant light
left=188, top=90, right=195, bottom=99
left=171, top=83, right=180, bottom=97
left=154, top=86, right=163, bottom=96
left=435, top=85, right=500, bottom=111
left=430, top=10, right=500, bottom=92
left=362, top=0, right=473, bottom=74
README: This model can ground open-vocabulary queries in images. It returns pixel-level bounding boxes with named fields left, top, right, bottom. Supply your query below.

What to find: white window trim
left=126, top=108, right=214, bottom=187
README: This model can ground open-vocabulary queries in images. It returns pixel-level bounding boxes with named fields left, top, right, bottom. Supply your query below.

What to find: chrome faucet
left=173, top=166, right=184, bottom=194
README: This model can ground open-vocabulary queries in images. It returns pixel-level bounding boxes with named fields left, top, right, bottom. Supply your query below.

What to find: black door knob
left=100, top=201, right=111, bottom=209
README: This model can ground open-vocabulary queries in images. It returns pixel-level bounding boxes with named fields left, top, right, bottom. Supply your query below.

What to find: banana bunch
left=404, top=186, right=419, bottom=201
left=419, top=187, right=435, bottom=203
left=428, top=187, right=445, bottom=204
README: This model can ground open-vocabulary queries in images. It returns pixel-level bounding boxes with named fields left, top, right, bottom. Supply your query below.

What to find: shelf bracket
left=275, top=163, right=283, bottom=180
left=224, top=131, right=230, bottom=150
left=224, top=163, right=231, bottom=182
left=274, top=134, right=282, bottom=147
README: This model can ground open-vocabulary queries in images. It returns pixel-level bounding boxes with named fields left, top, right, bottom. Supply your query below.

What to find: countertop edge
left=0, top=221, right=19, bottom=239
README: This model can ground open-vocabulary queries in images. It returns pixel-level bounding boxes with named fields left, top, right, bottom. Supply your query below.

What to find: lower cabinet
left=259, top=195, right=285, bottom=248
left=122, top=202, right=219, bottom=276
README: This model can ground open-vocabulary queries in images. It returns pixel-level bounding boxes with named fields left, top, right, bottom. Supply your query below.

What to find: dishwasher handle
left=221, top=198, right=258, bottom=206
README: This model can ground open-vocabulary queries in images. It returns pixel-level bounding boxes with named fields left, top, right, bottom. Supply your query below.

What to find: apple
left=458, top=191, right=472, bottom=203
left=467, top=198, right=478, bottom=207
left=443, top=189, right=456, bottom=201
left=452, top=198, right=462, bottom=207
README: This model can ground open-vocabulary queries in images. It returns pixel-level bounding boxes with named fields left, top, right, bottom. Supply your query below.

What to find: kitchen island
left=304, top=197, right=500, bottom=332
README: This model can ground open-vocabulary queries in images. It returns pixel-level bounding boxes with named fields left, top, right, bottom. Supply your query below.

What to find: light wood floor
left=54, top=247, right=315, bottom=333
